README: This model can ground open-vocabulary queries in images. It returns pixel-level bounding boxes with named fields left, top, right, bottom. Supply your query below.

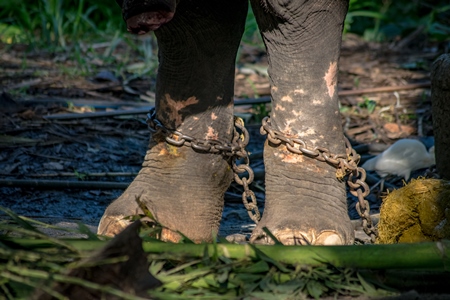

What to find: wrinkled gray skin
left=98, top=0, right=354, bottom=245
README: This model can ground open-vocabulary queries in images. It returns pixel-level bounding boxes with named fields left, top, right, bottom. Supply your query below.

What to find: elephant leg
left=98, top=0, right=248, bottom=243
left=249, top=0, right=354, bottom=245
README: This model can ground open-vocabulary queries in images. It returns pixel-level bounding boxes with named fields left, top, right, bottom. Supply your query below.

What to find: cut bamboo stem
left=140, top=240, right=450, bottom=270
left=9, top=238, right=449, bottom=270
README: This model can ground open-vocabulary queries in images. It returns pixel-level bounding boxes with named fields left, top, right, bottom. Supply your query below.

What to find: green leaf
left=134, top=194, right=156, bottom=221
left=250, top=245, right=290, bottom=273
left=0, top=206, right=38, bottom=233
left=232, top=273, right=263, bottom=285
left=248, top=292, right=284, bottom=300
left=306, top=280, right=325, bottom=299
left=202, top=244, right=211, bottom=266
left=149, top=261, right=166, bottom=275
left=76, top=222, right=99, bottom=241
left=235, top=260, right=270, bottom=274
left=357, top=272, right=379, bottom=296
left=216, top=268, right=229, bottom=284
left=262, top=227, right=283, bottom=245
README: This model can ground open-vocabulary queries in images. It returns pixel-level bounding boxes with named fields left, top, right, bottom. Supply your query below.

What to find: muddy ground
left=0, top=33, right=441, bottom=243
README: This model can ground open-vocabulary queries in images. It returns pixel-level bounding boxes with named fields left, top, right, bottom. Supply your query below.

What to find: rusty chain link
left=260, top=116, right=378, bottom=243
left=232, top=118, right=261, bottom=223
left=146, top=108, right=261, bottom=223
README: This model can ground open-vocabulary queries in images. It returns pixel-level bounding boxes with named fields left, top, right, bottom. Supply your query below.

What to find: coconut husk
left=377, top=178, right=450, bottom=244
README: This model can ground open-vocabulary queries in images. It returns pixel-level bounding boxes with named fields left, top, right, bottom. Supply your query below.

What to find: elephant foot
left=98, top=213, right=185, bottom=243
left=98, top=215, right=133, bottom=237
left=250, top=222, right=347, bottom=246
left=98, top=138, right=233, bottom=243
left=249, top=143, right=354, bottom=246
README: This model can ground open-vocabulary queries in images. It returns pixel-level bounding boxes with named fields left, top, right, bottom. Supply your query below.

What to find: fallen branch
left=17, top=97, right=152, bottom=109
left=9, top=172, right=139, bottom=178
left=3, top=79, right=43, bottom=91
left=43, top=97, right=273, bottom=120
left=338, top=82, right=430, bottom=96
left=42, top=82, right=431, bottom=120
left=0, top=179, right=129, bottom=190
left=43, top=107, right=154, bottom=120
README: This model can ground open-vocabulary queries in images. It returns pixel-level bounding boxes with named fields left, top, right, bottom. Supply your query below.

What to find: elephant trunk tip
left=126, top=11, right=175, bottom=34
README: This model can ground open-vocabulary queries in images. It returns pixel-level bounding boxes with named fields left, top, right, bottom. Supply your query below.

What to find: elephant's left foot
left=249, top=144, right=354, bottom=245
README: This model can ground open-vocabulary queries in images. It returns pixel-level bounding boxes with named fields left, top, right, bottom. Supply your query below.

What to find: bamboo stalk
left=7, top=238, right=449, bottom=270
left=139, top=241, right=450, bottom=270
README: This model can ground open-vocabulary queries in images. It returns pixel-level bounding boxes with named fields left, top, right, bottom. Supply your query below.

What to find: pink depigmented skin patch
left=158, top=148, right=169, bottom=156
left=281, top=95, right=293, bottom=102
left=205, top=127, right=219, bottom=140
left=292, top=110, right=301, bottom=117
left=283, top=119, right=296, bottom=135
left=324, top=61, right=338, bottom=98
left=211, top=112, right=218, bottom=120
left=281, top=153, right=304, bottom=163
left=298, top=128, right=316, bottom=138
left=275, top=148, right=304, bottom=164
left=274, top=104, right=286, bottom=111
left=312, top=99, right=322, bottom=105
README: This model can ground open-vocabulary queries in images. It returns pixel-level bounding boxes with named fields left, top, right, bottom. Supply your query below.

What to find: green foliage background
left=0, top=0, right=123, bottom=47
left=346, top=0, right=450, bottom=42
left=1, top=0, right=449, bottom=49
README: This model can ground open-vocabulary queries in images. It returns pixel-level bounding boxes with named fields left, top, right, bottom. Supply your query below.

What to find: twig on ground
left=339, top=82, right=430, bottom=96
left=15, top=172, right=139, bottom=178
left=0, top=179, right=129, bottom=190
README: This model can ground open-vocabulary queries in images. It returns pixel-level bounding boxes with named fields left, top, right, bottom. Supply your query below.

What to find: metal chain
left=232, top=118, right=260, bottom=223
left=146, top=108, right=261, bottom=223
left=260, top=116, right=378, bottom=243
left=146, top=109, right=377, bottom=242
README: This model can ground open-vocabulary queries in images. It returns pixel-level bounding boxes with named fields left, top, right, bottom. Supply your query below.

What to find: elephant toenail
left=98, top=215, right=131, bottom=237
left=316, top=231, right=344, bottom=245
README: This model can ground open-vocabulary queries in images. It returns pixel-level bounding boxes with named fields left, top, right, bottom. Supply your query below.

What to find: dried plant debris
left=32, top=221, right=161, bottom=300
left=0, top=208, right=398, bottom=299
left=4, top=206, right=450, bottom=299
left=377, top=178, right=450, bottom=244
left=1, top=209, right=158, bottom=300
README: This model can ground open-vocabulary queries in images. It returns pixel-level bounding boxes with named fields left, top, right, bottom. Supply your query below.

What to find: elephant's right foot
left=98, top=212, right=134, bottom=237
left=98, top=139, right=233, bottom=243
left=249, top=143, right=354, bottom=245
